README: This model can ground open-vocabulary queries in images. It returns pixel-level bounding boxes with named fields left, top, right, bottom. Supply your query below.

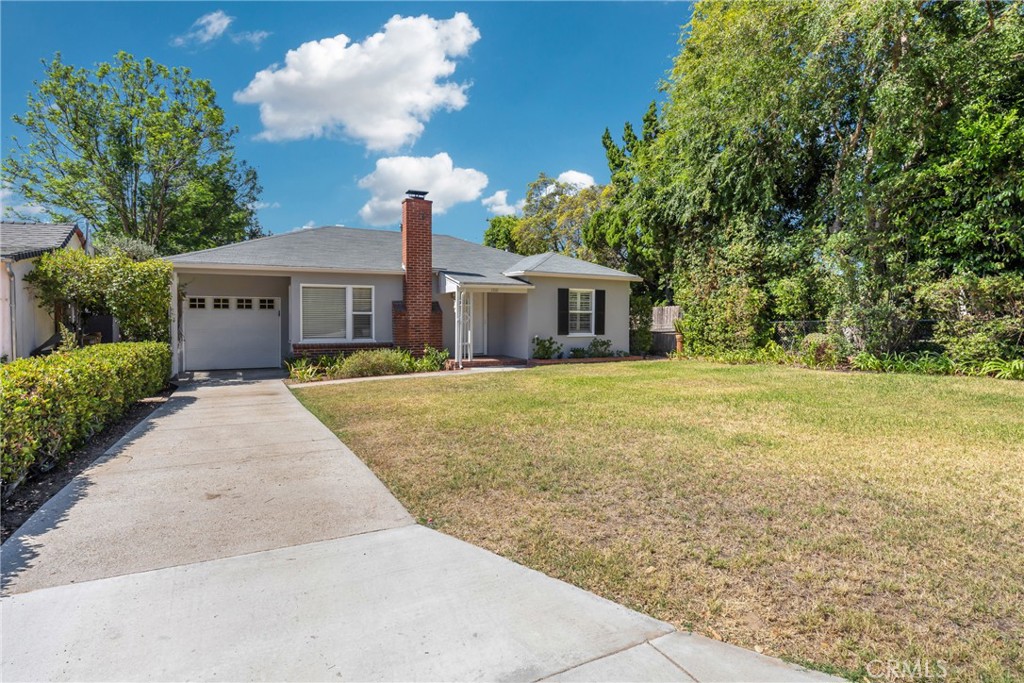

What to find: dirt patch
left=1, top=385, right=176, bottom=543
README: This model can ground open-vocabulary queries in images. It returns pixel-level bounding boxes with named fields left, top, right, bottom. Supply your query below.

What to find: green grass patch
left=294, top=360, right=1024, bottom=681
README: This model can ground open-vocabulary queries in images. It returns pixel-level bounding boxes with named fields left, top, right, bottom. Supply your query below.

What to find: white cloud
left=172, top=10, right=233, bottom=47
left=557, top=170, right=596, bottom=189
left=481, top=190, right=524, bottom=216
left=232, top=30, right=271, bottom=48
left=250, top=200, right=281, bottom=210
left=0, top=186, right=47, bottom=218
left=234, top=13, right=480, bottom=151
left=357, top=153, right=488, bottom=226
left=291, top=220, right=317, bottom=232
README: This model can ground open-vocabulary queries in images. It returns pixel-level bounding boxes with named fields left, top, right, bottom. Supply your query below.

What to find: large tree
left=513, top=173, right=608, bottom=258
left=621, top=0, right=1024, bottom=351
left=3, top=51, right=265, bottom=254
left=585, top=101, right=678, bottom=301
left=482, top=215, right=520, bottom=252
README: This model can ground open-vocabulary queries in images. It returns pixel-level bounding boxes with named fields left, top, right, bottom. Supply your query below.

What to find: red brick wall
left=393, top=197, right=443, bottom=354
left=292, top=342, right=393, bottom=359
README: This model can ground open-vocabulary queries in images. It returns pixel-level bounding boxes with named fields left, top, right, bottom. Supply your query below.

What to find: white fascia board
left=442, top=274, right=533, bottom=293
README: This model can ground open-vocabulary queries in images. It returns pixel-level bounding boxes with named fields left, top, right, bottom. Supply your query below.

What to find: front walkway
left=1, top=373, right=839, bottom=682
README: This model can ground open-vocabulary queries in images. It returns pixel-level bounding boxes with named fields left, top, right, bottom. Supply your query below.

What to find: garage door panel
left=184, top=297, right=281, bottom=371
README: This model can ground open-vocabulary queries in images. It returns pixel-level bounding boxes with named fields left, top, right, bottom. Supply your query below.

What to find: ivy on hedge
left=1, top=342, right=171, bottom=491
left=25, top=249, right=173, bottom=342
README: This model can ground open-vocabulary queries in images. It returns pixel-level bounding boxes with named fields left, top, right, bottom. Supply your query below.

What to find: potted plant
left=672, top=317, right=686, bottom=354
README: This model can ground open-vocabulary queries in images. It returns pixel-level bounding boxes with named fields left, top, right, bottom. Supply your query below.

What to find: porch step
left=445, top=356, right=527, bottom=370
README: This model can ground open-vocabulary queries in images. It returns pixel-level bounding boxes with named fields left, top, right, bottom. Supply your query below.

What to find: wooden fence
left=650, top=305, right=680, bottom=353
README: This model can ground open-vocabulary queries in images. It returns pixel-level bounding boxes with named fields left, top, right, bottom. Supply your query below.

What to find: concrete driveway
left=2, top=372, right=839, bottom=682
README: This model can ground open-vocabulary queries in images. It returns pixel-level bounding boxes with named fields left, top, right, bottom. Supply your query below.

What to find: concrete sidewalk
left=1, top=372, right=840, bottom=682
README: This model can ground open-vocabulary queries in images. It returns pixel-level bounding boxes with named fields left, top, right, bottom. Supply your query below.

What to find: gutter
left=4, top=260, right=16, bottom=360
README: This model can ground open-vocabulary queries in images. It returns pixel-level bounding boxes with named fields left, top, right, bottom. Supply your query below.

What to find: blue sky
left=1, top=2, right=690, bottom=243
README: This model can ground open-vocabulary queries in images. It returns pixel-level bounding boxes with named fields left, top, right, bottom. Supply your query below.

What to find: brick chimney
left=393, top=190, right=442, bottom=354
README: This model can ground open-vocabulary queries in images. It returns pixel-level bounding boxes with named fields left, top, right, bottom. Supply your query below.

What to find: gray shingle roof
left=0, top=222, right=81, bottom=261
left=168, top=225, right=638, bottom=284
left=504, top=251, right=640, bottom=281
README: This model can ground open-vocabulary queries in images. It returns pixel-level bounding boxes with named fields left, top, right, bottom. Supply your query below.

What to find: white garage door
left=183, top=296, right=281, bottom=371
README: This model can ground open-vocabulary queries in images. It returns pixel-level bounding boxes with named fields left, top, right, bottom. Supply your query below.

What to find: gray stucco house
left=167, top=191, right=639, bottom=374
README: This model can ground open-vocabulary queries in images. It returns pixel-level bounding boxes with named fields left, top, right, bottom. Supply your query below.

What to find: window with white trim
left=259, top=298, right=275, bottom=310
left=351, top=287, right=374, bottom=340
left=188, top=297, right=206, bottom=309
left=568, top=289, right=594, bottom=335
left=300, top=285, right=374, bottom=341
left=236, top=298, right=253, bottom=309
left=212, top=297, right=230, bottom=310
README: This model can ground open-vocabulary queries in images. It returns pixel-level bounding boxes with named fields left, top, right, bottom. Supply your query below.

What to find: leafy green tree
left=483, top=215, right=520, bottom=252
left=24, top=249, right=172, bottom=343
left=514, top=173, right=607, bottom=258
left=586, top=101, right=678, bottom=301
left=620, top=0, right=1024, bottom=352
left=3, top=51, right=265, bottom=254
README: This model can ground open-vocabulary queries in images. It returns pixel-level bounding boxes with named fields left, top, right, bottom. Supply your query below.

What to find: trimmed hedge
left=1, top=342, right=170, bottom=490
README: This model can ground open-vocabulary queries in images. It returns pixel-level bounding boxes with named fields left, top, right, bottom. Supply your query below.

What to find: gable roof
left=168, top=225, right=640, bottom=284
left=503, top=252, right=639, bottom=281
left=0, top=222, right=84, bottom=261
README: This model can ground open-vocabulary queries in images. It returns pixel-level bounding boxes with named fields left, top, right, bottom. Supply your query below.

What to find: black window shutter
left=595, top=289, right=606, bottom=335
left=557, top=288, right=569, bottom=336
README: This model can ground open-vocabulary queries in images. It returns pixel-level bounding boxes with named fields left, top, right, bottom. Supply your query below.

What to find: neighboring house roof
left=0, top=222, right=84, bottom=261
left=168, top=225, right=640, bottom=284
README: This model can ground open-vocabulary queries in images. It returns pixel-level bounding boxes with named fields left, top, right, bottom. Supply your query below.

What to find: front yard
left=294, top=361, right=1024, bottom=681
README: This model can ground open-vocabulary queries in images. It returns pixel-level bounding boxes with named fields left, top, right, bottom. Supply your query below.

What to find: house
left=167, top=191, right=640, bottom=374
left=1, top=222, right=87, bottom=361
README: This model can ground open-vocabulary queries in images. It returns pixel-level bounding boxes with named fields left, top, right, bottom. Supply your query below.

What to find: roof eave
left=502, top=269, right=642, bottom=282
left=170, top=262, right=405, bottom=276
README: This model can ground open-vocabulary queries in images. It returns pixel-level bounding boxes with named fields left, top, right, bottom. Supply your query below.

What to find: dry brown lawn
left=294, top=360, right=1024, bottom=681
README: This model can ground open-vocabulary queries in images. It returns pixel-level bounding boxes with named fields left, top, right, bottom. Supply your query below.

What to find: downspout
left=4, top=261, right=16, bottom=360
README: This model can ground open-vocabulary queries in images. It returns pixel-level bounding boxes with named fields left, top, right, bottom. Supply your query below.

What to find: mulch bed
left=1, top=385, right=176, bottom=544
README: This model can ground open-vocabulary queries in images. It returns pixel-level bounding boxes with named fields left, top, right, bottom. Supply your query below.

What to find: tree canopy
left=591, top=0, right=1024, bottom=352
left=3, top=51, right=265, bottom=255
left=513, top=173, right=608, bottom=258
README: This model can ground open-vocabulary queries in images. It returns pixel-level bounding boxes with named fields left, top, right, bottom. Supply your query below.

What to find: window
left=568, top=289, right=594, bottom=335
left=236, top=298, right=253, bottom=310
left=301, top=287, right=346, bottom=339
left=351, top=287, right=373, bottom=340
left=188, top=297, right=206, bottom=309
left=212, top=297, right=230, bottom=310
left=259, top=298, right=275, bottom=310
left=300, top=285, right=374, bottom=341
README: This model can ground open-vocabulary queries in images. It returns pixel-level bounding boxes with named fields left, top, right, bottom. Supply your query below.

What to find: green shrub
left=287, top=346, right=450, bottom=382
left=673, top=282, right=768, bottom=353
left=586, top=337, right=614, bottom=358
left=25, top=249, right=172, bottom=343
left=339, top=349, right=414, bottom=378
left=568, top=347, right=588, bottom=359
left=919, top=274, right=1024, bottom=363
left=799, top=333, right=844, bottom=368
left=1, top=342, right=170, bottom=490
left=629, top=293, right=653, bottom=355
left=285, top=357, right=322, bottom=383
left=532, top=336, right=563, bottom=360
left=414, top=345, right=450, bottom=372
